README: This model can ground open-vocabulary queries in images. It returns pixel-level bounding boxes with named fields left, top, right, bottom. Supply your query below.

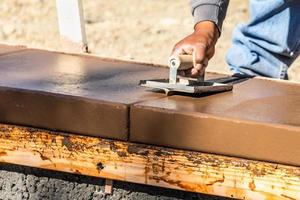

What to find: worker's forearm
left=190, top=0, right=229, bottom=33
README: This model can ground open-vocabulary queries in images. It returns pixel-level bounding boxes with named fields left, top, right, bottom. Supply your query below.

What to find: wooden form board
left=55, top=0, right=88, bottom=53
left=0, top=124, right=299, bottom=200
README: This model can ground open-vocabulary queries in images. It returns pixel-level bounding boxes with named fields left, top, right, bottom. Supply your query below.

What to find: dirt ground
left=0, top=0, right=299, bottom=81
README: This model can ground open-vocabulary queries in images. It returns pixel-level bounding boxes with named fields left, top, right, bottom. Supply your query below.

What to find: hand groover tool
left=140, top=55, right=233, bottom=95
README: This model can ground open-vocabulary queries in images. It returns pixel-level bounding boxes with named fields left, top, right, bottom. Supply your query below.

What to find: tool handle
left=168, top=55, right=193, bottom=70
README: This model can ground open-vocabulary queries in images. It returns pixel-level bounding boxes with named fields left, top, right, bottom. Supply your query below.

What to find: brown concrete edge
left=0, top=49, right=28, bottom=57
left=130, top=105, right=300, bottom=167
left=0, top=43, right=28, bottom=57
left=0, top=86, right=129, bottom=141
left=0, top=42, right=27, bottom=49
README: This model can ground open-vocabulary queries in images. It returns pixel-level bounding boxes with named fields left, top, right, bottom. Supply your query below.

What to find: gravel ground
left=0, top=164, right=229, bottom=200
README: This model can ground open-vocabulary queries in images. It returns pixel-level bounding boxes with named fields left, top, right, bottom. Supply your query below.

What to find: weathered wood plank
left=0, top=123, right=299, bottom=199
left=104, top=179, right=114, bottom=194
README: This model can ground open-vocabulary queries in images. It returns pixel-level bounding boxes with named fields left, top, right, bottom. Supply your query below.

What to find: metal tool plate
left=140, top=78, right=233, bottom=95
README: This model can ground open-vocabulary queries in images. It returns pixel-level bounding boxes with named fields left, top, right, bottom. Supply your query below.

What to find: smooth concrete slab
left=0, top=49, right=168, bottom=140
left=0, top=44, right=26, bottom=55
left=131, top=78, right=300, bottom=166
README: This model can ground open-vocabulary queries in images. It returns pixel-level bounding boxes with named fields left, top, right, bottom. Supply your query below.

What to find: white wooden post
left=55, top=0, right=88, bottom=53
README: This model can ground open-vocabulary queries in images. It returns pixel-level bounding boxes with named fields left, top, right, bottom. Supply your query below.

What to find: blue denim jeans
left=226, top=0, right=300, bottom=79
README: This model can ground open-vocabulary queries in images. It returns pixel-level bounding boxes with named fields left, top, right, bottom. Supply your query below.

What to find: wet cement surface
left=134, top=78, right=300, bottom=126
left=131, top=79, right=300, bottom=166
left=0, top=49, right=167, bottom=103
left=0, top=49, right=167, bottom=140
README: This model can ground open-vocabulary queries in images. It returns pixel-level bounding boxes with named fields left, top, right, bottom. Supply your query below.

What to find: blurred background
left=0, top=0, right=299, bottom=81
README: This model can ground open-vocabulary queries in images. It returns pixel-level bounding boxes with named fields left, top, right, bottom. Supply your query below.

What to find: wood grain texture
left=0, top=123, right=299, bottom=200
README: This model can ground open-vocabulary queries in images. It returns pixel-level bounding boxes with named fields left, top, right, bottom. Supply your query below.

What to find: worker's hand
left=171, top=21, right=219, bottom=78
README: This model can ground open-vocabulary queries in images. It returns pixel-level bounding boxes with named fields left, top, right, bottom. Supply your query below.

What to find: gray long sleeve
left=190, top=0, right=229, bottom=32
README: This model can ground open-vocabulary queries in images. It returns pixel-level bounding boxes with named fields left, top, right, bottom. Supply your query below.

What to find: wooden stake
left=0, top=123, right=299, bottom=199
left=104, top=179, right=113, bottom=194
left=55, top=0, right=88, bottom=53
